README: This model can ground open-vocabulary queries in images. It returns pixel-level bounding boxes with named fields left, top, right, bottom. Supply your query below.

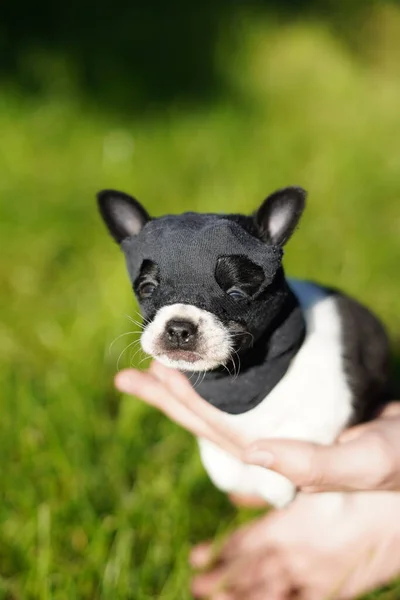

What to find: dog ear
left=255, top=186, right=306, bottom=246
left=97, top=189, right=150, bottom=243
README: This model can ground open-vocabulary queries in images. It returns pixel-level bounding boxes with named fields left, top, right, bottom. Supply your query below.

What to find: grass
left=1, top=4, right=400, bottom=598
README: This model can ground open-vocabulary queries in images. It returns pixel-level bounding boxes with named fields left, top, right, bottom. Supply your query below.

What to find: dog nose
left=164, top=319, right=198, bottom=349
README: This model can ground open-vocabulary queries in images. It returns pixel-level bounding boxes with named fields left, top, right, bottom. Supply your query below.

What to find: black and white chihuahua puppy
left=97, top=186, right=391, bottom=507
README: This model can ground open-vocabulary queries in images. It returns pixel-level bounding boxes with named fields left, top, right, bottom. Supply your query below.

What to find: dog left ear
left=255, top=186, right=307, bottom=246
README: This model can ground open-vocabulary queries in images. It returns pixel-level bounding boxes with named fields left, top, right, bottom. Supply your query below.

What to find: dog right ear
left=97, top=190, right=150, bottom=243
left=255, top=186, right=306, bottom=246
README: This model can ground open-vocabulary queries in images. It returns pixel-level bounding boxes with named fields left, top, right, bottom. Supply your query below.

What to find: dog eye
left=227, top=287, right=248, bottom=301
left=215, top=255, right=265, bottom=298
left=139, top=282, right=157, bottom=298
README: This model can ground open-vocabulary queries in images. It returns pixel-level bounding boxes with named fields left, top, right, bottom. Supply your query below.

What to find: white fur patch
left=141, top=303, right=232, bottom=371
left=198, top=280, right=353, bottom=508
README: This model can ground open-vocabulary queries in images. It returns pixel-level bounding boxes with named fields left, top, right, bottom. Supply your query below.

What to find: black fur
left=326, top=288, right=392, bottom=424
left=97, top=185, right=391, bottom=420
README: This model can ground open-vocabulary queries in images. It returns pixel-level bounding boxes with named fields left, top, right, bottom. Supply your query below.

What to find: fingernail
left=243, top=449, right=274, bottom=467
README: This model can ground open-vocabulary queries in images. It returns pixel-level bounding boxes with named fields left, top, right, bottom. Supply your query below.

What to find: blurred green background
left=1, top=0, right=400, bottom=598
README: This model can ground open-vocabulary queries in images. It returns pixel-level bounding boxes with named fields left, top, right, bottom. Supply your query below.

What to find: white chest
left=198, top=280, right=353, bottom=507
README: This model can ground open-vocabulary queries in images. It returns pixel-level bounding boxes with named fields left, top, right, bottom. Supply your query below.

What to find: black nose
left=164, top=319, right=198, bottom=350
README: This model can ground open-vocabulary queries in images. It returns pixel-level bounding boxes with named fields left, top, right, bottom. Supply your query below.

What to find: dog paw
left=254, top=468, right=297, bottom=508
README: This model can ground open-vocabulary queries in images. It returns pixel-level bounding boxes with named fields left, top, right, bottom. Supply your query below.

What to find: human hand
left=189, top=491, right=400, bottom=599
left=115, top=361, right=250, bottom=460
left=243, top=402, right=400, bottom=493
left=115, top=362, right=400, bottom=493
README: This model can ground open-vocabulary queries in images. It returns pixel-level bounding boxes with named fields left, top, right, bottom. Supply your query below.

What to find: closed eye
left=227, top=287, right=248, bottom=301
left=215, top=255, right=265, bottom=297
left=134, top=259, right=160, bottom=300
left=138, top=281, right=157, bottom=298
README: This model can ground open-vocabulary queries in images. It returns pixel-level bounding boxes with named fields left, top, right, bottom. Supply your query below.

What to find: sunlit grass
left=1, top=6, right=400, bottom=598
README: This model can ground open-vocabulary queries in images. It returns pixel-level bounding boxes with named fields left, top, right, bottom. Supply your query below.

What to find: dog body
left=97, top=186, right=391, bottom=507
left=199, top=280, right=353, bottom=507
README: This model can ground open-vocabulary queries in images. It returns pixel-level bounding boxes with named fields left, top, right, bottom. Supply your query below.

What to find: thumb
left=242, top=438, right=367, bottom=491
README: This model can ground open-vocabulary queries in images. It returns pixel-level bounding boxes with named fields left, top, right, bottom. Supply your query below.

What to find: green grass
left=1, top=5, right=400, bottom=598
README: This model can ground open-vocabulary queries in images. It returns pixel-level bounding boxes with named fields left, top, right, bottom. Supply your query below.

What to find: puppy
left=97, top=186, right=391, bottom=507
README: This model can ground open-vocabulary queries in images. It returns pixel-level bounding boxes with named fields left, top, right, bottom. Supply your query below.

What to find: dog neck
left=193, top=287, right=306, bottom=415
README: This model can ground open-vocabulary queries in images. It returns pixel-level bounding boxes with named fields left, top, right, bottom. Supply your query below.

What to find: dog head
left=97, top=186, right=306, bottom=371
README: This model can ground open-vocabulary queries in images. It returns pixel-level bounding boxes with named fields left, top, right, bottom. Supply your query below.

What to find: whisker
left=231, top=352, right=238, bottom=380
left=199, top=370, right=207, bottom=386
left=117, top=339, right=142, bottom=370
left=220, top=361, right=233, bottom=378
left=125, top=314, right=145, bottom=329
left=192, top=371, right=200, bottom=387
left=231, top=348, right=242, bottom=381
left=130, top=345, right=146, bottom=366
left=131, top=308, right=151, bottom=327
left=130, top=340, right=142, bottom=362
left=109, top=330, right=141, bottom=354
left=137, top=354, right=151, bottom=368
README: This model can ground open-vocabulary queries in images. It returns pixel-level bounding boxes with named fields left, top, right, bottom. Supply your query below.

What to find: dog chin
left=154, top=353, right=223, bottom=372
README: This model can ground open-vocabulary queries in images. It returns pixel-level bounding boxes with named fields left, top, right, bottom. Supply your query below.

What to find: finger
left=115, top=369, right=244, bottom=459
left=217, top=550, right=289, bottom=600
left=190, top=521, right=267, bottom=572
left=212, top=517, right=275, bottom=563
left=191, top=564, right=229, bottom=598
left=224, top=551, right=279, bottom=592
left=149, top=361, right=249, bottom=449
left=243, top=439, right=335, bottom=489
left=190, top=542, right=214, bottom=569
left=378, top=402, right=400, bottom=418
left=192, top=555, right=263, bottom=599
left=251, top=593, right=284, bottom=600
left=116, top=368, right=224, bottom=441
left=337, top=423, right=370, bottom=443
left=242, top=437, right=383, bottom=491
left=212, top=589, right=280, bottom=600
left=246, top=589, right=287, bottom=600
